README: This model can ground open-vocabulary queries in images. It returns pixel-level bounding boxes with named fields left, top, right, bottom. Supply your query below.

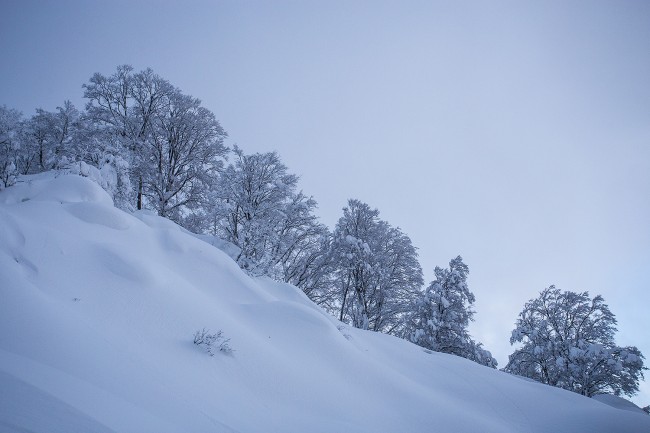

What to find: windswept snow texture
left=1, top=173, right=648, bottom=433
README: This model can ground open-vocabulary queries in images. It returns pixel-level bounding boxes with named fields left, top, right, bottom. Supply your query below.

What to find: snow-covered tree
left=405, top=256, right=497, bottom=367
left=1, top=102, right=83, bottom=189
left=47, top=101, right=81, bottom=165
left=83, top=65, right=162, bottom=209
left=209, top=147, right=327, bottom=289
left=273, top=191, right=332, bottom=300
left=329, top=199, right=423, bottom=333
left=22, top=109, right=51, bottom=173
left=143, top=90, right=227, bottom=222
left=373, top=224, right=425, bottom=334
left=281, top=230, right=334, bottom=307
left=21, top=101, right=81, bottom=173
left=504, top=286, right=645, bottom=397
left=83, top=65, right=227, bottom=219
left=329, top=199, right=380, bottom=329
left=0, top=106, right=23, bottom=188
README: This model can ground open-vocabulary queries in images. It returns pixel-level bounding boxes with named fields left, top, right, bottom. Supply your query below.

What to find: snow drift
left=0, top=173, right=648, bottom=433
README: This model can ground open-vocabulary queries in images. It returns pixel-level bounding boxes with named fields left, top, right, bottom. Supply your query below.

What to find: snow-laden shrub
left=193, top=328, right=232, bottom=356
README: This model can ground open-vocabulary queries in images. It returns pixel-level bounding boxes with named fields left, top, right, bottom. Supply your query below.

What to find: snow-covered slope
left=1, top=173, right=648, bottom=433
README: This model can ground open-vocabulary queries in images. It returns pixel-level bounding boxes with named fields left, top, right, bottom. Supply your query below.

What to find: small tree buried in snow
left=193, top=328, right=232, bottom=356
left=504, top=286, right=645, bottom=397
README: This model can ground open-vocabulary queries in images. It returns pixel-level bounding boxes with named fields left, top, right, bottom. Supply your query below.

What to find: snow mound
left=0, top=172, right=114, bottom=206
left=593, top=394, right=648, bottom=415
left=1, top=173, right=649, bottom=433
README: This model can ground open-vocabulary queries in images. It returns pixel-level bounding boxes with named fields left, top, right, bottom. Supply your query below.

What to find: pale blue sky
left=2, top=0, right=649, bottom=404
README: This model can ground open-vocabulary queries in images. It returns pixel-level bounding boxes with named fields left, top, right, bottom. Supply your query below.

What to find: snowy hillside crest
left=1, top=173, right=649, bottom=433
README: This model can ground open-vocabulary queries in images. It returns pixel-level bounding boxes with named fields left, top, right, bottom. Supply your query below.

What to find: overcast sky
left=2, top=0, right=649, bottom=405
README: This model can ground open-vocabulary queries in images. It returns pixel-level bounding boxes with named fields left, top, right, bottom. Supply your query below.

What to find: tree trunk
left=137, top=177, right=143, bottom=210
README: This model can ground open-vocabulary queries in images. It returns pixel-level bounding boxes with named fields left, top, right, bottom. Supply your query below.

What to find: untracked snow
left=0, top=173, right=648, bottom=433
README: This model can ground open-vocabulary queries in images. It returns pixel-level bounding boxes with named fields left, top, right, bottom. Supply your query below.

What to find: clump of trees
left=1, top=102, right=81, bottom=188
left=1, top=65, right=228, bottom=226
left=0, top=64, right=515, bottom=371
left=10, top=64, right=648, bottom=390
left=504, top=286, right=645, bottom=397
